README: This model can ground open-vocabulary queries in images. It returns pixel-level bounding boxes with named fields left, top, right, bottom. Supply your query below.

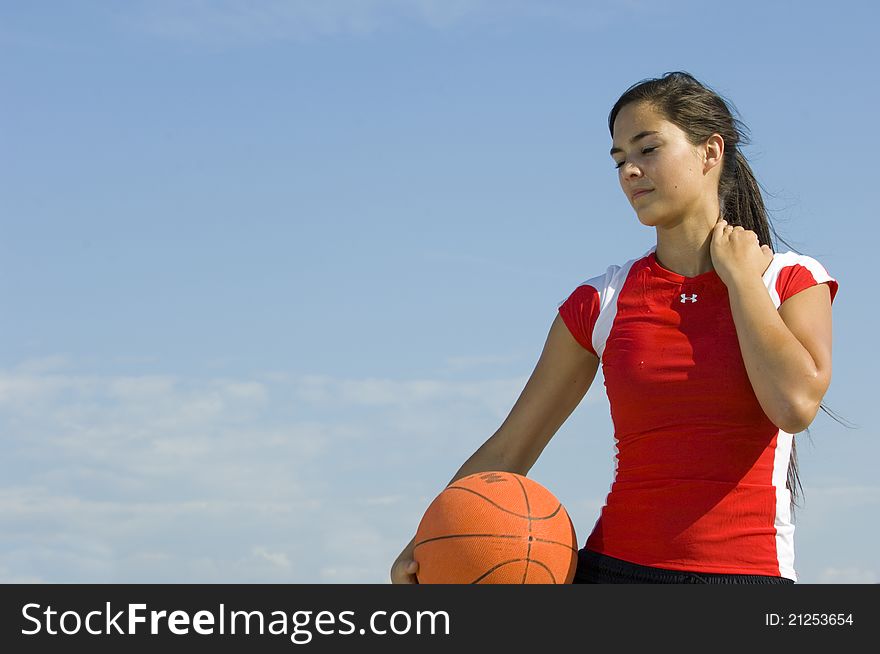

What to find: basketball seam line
left=469, top=558, right=558, bottom=585
left=412, top=533, right=578, bottom=553
left=513, top=474, right=533, bottom=584
left=444, top=486, right=562, bottom=520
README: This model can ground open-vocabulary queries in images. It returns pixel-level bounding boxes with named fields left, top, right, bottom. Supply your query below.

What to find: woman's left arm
left=711, top=218, right=834, bottom=433
left=726, top=277, right=833, bottom=433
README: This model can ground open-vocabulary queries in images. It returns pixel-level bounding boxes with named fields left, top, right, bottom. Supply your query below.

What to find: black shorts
left=572, top=548, right=795, bottom=584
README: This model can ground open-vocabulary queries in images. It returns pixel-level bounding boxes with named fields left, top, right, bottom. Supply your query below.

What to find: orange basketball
left=413, top=471, right=578, bottom=584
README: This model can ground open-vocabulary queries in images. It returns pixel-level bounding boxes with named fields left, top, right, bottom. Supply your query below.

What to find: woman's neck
left=653, top=214, right=717, bottom=278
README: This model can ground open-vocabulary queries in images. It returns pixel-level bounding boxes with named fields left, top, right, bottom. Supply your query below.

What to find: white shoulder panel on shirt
left=587, top=247, right=654, bottom=360
left=761, top=251, right=834, bottom=309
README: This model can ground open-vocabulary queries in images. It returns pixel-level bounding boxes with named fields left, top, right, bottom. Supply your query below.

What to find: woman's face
left=610, top=102, right=716, bottom=227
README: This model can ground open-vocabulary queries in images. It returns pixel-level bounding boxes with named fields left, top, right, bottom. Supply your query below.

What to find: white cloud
left=293, top=373, right=526, bottom=415
left=356, top=495, right=404, bottom=506
left=13, top=355, right=72, bottom=374
left=0, top=363, right=542, bottom=581
left=445, top=353, right=523, bottom=371
left=0, top=565, right=45, bottom=584
left=107, top=375, right=178, bottom=400
left=319, top=565, right=379, bottom=582
left=252, top=546, right=292, bottom=569
left=817, top=567, right=877, bottom=584
left=790, top=483, right=879, bottom=583
left=4, top=361, right=868, bottom=583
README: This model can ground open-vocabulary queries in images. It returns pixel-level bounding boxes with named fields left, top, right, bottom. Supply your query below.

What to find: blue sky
left=1, top=0, right=877, bottom=583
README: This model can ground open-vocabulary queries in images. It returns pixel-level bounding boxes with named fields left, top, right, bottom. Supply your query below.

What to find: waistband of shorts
left=575, top=548, right=795, bottom=584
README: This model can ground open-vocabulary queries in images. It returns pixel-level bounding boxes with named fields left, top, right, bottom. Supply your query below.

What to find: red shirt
left=558, top=247, right=839, bottom=580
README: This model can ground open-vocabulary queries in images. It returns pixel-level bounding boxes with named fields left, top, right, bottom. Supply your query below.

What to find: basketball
left=413, top=471, right=578, bottom=584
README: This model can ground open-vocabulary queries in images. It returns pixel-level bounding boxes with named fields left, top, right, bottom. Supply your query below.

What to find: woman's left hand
left=709, top=217, right=774, bottom=288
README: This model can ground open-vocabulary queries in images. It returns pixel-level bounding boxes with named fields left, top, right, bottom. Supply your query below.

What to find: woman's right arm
left=390, top=313, right=600, bottom=583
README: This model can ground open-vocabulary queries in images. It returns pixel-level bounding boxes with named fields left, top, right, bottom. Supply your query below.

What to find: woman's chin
left=635, top=211, right=662, bottom=227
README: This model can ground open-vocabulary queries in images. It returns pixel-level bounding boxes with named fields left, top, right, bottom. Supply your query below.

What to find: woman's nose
left=624, top=162, right=642, bottom=178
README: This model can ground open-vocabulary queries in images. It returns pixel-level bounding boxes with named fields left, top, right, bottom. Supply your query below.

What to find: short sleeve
left=558, top=284, right=600, bottom=356
left=776, top=257, right=839, bottom=305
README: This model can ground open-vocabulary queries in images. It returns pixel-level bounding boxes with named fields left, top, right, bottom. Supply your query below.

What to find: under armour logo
left=680, top=293, right=698, bottom=303
left=479, top=473, right=507, bottom=484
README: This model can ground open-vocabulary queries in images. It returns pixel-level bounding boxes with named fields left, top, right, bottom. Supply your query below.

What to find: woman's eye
left=614, top=147, right=657, bottom=170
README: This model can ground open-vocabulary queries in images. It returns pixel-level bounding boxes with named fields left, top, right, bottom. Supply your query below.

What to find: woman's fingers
left=391, top=558, right=419, bottom=584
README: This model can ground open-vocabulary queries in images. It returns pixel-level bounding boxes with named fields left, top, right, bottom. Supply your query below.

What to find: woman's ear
left=703, top=133, right=725, bottom=174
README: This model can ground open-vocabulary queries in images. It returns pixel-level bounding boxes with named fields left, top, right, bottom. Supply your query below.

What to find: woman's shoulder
left=569, top=247, right=655, bottom=290
left=558, top=248, right=654, bottom=308
left=764, top=250, right=839, bottom=305
left=768, top=250, right=831, bottom=268
left=764, top=250, right=836, bottom=281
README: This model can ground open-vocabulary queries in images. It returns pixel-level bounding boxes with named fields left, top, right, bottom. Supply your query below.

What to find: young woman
left=391, top=71, right=838, bottom=584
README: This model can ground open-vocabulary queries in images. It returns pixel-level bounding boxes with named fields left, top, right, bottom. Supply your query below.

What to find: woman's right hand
left=390, top=539, right=419, bottom=584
